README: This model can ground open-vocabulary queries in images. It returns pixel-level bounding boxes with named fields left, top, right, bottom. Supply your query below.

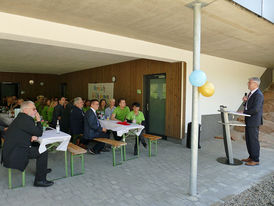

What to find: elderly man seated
left=1, top=101, right=53, bottom=187
left=70, top=97, right=84, bottom=145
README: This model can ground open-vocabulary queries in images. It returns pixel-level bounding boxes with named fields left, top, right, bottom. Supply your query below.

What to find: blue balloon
left=189, top=70, right=207, bottom=87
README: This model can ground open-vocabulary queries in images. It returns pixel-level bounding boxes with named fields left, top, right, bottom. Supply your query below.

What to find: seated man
left=70, top=97, right=84, bottom=144
left=1, top=101, right=53, bottom=187
left=104, top=98, right=116, bottom=119
left=111, top=98, right=130, bottom=141
left=83, top=99, right=109, bottom=154
left=126, top=102, right=147, bottom=155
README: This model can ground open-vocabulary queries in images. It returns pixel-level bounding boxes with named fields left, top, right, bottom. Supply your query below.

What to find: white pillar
left=186, top=0, right=208, bottom=196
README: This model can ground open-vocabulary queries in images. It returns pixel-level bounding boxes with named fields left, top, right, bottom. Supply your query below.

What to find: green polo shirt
left=126, top=111, right=145, bottom=124
left=112, top=106, right=130, bottom=121
left=41, top=106, right=49, bottom=121
left=47, top=107, right=54, bottom=123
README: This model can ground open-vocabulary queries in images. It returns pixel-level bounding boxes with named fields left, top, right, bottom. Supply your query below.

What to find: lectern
left=217, top=105, right=250, bottom=165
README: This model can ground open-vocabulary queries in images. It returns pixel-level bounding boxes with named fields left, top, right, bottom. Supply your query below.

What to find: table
left=99, top=120, right=145, bottom=160
left=0, top=113, right=14, bottom=126
left=99, top=120, right=144, bottom=137
left=37, top=128, right=71, bottom=178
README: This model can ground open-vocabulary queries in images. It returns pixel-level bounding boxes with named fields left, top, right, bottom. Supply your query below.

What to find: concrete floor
left=0, top=136, right=273, bottom=206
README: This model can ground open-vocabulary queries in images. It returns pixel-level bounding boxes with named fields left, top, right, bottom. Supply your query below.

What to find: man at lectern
left=241, top=77, right=264, bottom=166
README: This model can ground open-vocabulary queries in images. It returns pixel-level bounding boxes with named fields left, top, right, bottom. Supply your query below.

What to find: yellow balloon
left=198, top=81, right=215, bottom=97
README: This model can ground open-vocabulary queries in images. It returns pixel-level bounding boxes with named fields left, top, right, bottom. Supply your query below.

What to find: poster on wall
left=88, top=83, right=114, bottom=100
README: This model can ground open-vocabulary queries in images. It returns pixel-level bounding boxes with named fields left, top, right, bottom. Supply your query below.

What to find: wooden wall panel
left=0, top=72, right=59, bottom=99
left=61, top=59, right=185, bottom=139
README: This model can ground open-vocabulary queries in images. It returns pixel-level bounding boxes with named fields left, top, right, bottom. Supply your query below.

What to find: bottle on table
left=133, top=115, right=136, bottom=124
left=56, top=120, right=60, bottom=134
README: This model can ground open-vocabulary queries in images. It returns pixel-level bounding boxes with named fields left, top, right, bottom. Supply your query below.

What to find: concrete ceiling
left=0, top=0, right=273, bottom=74
left=0, top=39, right=136, bottom=74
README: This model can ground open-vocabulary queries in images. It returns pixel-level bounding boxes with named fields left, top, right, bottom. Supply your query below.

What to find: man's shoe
left=87, top=148, right=95, bottom=155
left=34, top=180, right=54, bottom=187
left=46, top=168, right=52, bottom=174
left=245, top=161, right=259, bottom=166
left=142, top=142, right=147, bottom=148
left=102, top=147, right=111, bottom=152
left=241, top=157, right=252, bottom=162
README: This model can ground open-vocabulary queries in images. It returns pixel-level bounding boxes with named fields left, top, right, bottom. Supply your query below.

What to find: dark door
left=0, top=82, right=19, bottom=100
left=60, top=83, right=67, bottom=97
left=143, top=74, right=166, bottom=136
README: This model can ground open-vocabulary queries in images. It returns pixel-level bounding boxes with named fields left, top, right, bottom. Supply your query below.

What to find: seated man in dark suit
left=70, top=97, right=84, bottom=144
left=83, top=99, right=109, bottom=154
left=242, top=77, right=264, bottom=166
left=1, top=101, right=53, bottom=187
left=51, top=97, right=65, bottom=128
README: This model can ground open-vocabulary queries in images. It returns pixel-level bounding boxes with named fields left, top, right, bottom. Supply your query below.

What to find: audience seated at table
left=83, top=100, right=91, bottom=113
left=96, top=99, right=107, bottom=119
left=83, top=99, right=109, bottom=154
left=70, top=97, right=84, bottom=145
left=111, top=98, right=130, bottom=141
left=126, top=102, right=147, bottom=155
left=1, top=101, right=53, bottom=187
left=104, top=98, right=116, bottom=119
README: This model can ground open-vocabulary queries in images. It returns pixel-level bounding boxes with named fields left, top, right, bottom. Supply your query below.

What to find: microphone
left=243, top=92, right=247, bottom=106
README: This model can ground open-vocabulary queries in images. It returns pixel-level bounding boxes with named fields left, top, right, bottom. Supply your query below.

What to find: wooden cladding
left=0, top=72, right=59, bottom=99
left=61, top=59, right=185, bottom=139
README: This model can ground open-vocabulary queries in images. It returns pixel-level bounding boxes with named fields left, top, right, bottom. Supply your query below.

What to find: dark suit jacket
left=52, top=104, right=64, bottom=127
left=70, top=105, right=84, bottom=135
left=244, top=89, right=264, bottom=127
left=1, top=113, right=43, bottom=171
left=83, top=108, right=102, bottom=140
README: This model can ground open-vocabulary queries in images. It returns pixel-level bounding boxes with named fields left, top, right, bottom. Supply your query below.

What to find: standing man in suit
left=1, top=101, right=53, bottom=187
left=70, top=97, right=84, bottom=144
left=83, top=99, right=109, bottom=154
left=241, top=77, right=264, bottom=166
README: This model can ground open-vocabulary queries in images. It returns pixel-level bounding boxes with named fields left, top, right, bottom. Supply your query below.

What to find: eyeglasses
left=26, top=107, right=37, bottom=111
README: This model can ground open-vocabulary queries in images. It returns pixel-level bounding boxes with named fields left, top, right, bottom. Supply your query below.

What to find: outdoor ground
left=0, top=134, right=273, bottom=206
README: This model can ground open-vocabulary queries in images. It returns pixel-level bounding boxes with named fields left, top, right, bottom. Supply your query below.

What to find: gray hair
left=74, top=97, right=82, bottom=105
left=249, top=77, right=261, bottom=86
left=20, top=101, right=35, bottom=112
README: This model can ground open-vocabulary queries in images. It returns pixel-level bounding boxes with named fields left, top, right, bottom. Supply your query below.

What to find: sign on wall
left=88, top=83, right=114, bottom=100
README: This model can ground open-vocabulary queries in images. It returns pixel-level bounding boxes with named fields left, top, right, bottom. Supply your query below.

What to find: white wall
left=182, top=54, right=266, bottom=134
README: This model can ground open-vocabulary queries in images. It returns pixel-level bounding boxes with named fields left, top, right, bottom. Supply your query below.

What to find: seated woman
left=96, top=99, right=107, bottom=119
left=47, top=100, right=57, bottom=126
left=126, top=102, right=147, bottom=155
left=41, top=99, right=51, bottom=121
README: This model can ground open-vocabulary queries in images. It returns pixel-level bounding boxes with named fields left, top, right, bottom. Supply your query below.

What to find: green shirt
left=47, top=107, right=54, bottom=123
left=112, top=106, right=130, bottom=121
left=83, top=107, right=90, bottom=113
left=126, top=111, right=145, bottom=124
left=41, top=106, right=49, bottom=121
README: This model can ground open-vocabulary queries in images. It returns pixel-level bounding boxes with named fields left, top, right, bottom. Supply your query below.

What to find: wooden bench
left=143, top=134, right=161, bottom=157
left=67, top=143, right=87, bottom=176
left=94, top=138, right=127, bottom=166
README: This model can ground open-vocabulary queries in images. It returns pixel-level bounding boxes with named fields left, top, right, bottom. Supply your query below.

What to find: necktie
left=247, top=92, right=251, bottom=98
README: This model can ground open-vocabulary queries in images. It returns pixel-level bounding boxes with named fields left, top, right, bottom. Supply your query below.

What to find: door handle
left=146, top=104, right=149, bottom=111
